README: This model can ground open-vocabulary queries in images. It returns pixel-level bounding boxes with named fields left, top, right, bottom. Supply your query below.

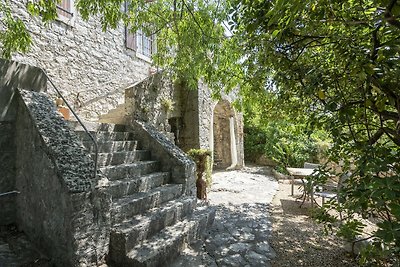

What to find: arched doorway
left=212, top=100, right=237, bottom=169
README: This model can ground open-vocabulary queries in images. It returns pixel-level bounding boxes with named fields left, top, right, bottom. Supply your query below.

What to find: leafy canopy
left=1, top=0, right=243, bottom=92
left=231, top=0, right=400, bottom=264
left=2, top=0, right=400, bottom=264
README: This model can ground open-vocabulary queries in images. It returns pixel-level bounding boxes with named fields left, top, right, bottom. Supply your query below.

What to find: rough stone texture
left=0, top=122, right=16, bottom=225
left=125, top=73, right=177, bottom=136
left=0, top=59, right=47, bottom=122
left=19, top=90, right=94, bottom=191
left=178, top=85, right=201, bottom=151
left=197, top=82, right=245, bottom=169
left=197, top=79, right=213, bottom=150
left=0, top=59, right=47, bottom=226
left=125, top=74, right=245, bottom=169
left=9, top=0, right=151, bottom=120
left=171, top=166, right=278, bottom=267
left=0, top=225, right=51, bottom=267
left=127, top=119, right=196, bottom=196
left=212, top=100, right=234, bottom=168
left=15, top=90, right=111, bottom=266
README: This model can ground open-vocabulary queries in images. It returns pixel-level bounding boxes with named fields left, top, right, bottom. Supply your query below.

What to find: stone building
left=7, top=0, right=244, bottom=169
left=0, top=1, right=244, bottom=266
left=124, top=74, right=245, bottom=170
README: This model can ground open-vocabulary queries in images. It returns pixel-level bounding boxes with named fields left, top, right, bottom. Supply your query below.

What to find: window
left=56, top=0, right=75, bottom=24
left=124, top=1, right=156, bottom=60
left=136, top=29, right=156, bottom=58
left=125, top=28, right=157, bottom=60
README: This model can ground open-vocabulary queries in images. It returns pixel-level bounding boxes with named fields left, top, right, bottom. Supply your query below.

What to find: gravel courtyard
left=172, top=165, right=358, bottom=267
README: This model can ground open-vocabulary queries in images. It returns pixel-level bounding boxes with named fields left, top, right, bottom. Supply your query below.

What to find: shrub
left=244, top=120, right=329, bottom=171
left=187, top=148, right=213, bottom=187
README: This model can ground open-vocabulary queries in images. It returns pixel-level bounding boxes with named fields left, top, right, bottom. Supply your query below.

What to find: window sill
left=136, top=52, right=152, bottom=63
left=55, top=15, right=75, bottom=27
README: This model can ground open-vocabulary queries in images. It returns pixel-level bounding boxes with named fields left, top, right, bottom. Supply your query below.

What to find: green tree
left=2, top=0, right=400, bottom=264
left=1, top=0, right=242, bottom=92
left=0, top=1, right=31, bottom=58
left=232, top=0, right=400, bottom=264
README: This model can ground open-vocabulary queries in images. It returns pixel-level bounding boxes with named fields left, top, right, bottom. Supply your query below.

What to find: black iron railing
left=43, top=71, right=98, bottom=181
left=0, top=191, right=20, bottom=197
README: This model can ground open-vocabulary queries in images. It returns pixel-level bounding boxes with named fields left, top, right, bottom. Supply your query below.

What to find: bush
left=187, top=148, right=213, bottom=187
left=244, top=120, right=329, bottom=171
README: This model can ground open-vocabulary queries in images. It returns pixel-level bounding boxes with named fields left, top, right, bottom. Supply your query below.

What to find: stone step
left=109, top=196, right=197, bottom=260
left=111, top=184, right=183, bottom=223
left=82, top=140, right=140, bottom=153
left=96, top=151, right=151, bottom=166
left=70, top=121, right=127, bottom=132
left=106, top=172, right=170, bottom=199
left=76, top=130, right=134, bottom=142
left=100, top=161, right=160, bottom=181
left=112, top=206, right=216, bottom=267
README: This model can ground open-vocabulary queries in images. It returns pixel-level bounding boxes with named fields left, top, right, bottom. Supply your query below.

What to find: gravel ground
left=270, top=181, right=358, bottom=267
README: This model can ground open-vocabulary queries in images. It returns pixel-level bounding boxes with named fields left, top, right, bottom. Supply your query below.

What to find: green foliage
left=3, top=0, right=400, bottom=264
left=359, top=241, right=400, bottom=266
left=160, top=97, right=174, bottom=112
left=243, top=101, right=330, bottom=171
left=187, top=148, right=213, bottom=187
left=233, top=0, right=400, bottom=264
left=2, top=0, right=243, bottom=95
left=337, top=220, right=367, bottom=242
left=244, top=122, right=322, bottom=171
left=0, top=1, right=31, bottom=58
left=310, top=206, right=337, bottom=235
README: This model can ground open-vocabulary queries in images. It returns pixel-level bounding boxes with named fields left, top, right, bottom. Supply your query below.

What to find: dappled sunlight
left=270, top=183, right=357, bottom=267
left=205, top=202, right=274, bottom=266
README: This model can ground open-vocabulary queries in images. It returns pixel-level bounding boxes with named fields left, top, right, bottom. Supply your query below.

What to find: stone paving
left=172, top=165, right=279, bottom=267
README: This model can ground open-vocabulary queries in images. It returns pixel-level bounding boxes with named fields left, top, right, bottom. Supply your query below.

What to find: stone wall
left=124, top=73, right=245, bottom=169
left=0, top=59, right=47, bottom=226
left=9, top=0, right=152, bottom=120
left=15, top=90, right=111, bottom=266
left=127, top=120, right=196, bottom=195
left=197, top=80, right=214, bottom=150
left=178, top=87, right=201, bottom=151
left=0, top=121, right=16, bottom=225
left=125, top=73, right=176, bottom=135
left=197, top=83, right=245, bottom=169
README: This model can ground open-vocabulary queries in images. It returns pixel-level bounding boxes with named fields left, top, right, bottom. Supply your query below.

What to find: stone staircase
left=98, top=103, right=126, bottom=125
left=75, top=123, right=215, bottom=267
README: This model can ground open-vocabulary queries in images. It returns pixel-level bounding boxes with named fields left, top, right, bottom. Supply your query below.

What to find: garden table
left=286, top=167, right=317, bottom=207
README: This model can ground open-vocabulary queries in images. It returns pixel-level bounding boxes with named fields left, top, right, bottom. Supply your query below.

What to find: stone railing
left=127, top=119, right=196, bottom=195
left=15, top=89, right=111, bottom=266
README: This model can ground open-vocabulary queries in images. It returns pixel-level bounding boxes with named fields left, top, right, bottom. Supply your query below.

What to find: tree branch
left=368, top=128, right=384, bottom=145
left=384, top=0, right=400, bottom=29
left=383, top=127, right=400, bottom=146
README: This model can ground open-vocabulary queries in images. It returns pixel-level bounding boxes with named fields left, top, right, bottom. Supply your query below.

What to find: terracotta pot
left=58, top=106, right=70, bottom=120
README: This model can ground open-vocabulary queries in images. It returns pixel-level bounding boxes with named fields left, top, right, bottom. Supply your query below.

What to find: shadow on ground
left=0, top=224, right=52, bottom=267
left=269, top=183, right=357, bottom=267
left=203, top=202, right=275, bottom=266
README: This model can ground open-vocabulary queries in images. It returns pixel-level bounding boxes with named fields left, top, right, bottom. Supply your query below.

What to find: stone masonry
left=0, top=59, right=48, bottom=226
left=125, top=73, right=245, bottom=169
left=16, top=90, right=111, bottom=266
left=8, top=0, right=152, bottom=120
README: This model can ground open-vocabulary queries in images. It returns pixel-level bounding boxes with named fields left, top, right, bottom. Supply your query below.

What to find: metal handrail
left=0, top=191, right=20, bottom=197
left=42, top=71, right=98, bottom=181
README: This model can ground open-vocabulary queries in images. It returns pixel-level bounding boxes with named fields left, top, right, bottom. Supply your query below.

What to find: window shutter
left=125, top=27, right=137, bottom=51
